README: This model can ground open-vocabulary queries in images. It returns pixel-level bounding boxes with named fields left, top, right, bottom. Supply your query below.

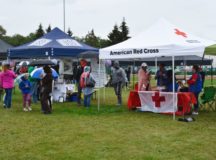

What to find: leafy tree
left=67, top=28, right=73, bottom=37
left=119, top=17, right=130, bottom=41
left=107, top=24, right=122, bottom=45
left=46, top=25, right=52, bottom=33
left=0, top=25, right=6, bottom=37
left=35, top=24, right=45, bottom=38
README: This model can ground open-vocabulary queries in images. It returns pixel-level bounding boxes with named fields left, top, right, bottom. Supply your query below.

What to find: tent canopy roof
left=99, top=19, right=216, bottom=60
left=9, top=27, right=98, bottom=59
left=0, top=39, right=13, bottom=59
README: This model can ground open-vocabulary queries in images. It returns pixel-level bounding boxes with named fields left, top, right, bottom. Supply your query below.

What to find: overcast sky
left=0, top=0, right=215, bottom=40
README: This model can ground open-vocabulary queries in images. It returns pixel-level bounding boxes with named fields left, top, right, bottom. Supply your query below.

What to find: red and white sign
left=138, top=91, right=177, bottom=113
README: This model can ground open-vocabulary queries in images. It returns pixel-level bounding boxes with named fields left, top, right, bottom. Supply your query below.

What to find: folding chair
left=199, top=86, right=216, bottom=111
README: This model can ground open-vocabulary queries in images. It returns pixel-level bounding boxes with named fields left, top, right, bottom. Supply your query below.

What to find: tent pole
left=211, top=63, right=213, bottom=85
left=172, top=56, right=175, bottom=120
left=97, top=59, right=101, bottom=111
left=133, top=60, right=135, bottom=90
left=155, top=57, right=157, bottom=85
left=103, top=62, right=106, bottom=104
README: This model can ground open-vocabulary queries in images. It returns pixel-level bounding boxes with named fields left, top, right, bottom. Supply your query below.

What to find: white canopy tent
left=98, top=19, right=216, bottom=119
left=100, top=19, right=215, bottom=60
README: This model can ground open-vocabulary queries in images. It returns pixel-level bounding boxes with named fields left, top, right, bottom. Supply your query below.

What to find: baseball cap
left=141, top=62, right=147, bottom=67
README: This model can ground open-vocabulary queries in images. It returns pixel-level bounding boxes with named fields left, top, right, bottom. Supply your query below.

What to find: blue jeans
left=84, top=94, right=92, bottom=107
left=30, top=82, right=38, bottom=103
left=4, top=88, right=13, bottom=108
left=194, top=92, right=200, bottom=112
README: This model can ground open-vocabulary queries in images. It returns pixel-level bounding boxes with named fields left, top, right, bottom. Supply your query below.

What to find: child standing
left=0, top=62, right=17, bottom=108
left=19, top=74, right=32, bottom=111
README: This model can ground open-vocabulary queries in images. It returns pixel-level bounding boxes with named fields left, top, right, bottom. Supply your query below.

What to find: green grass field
left=0, top=79, right=215, bottom=160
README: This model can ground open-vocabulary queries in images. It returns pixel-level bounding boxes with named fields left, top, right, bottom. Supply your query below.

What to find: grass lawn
left=0, top=80, right=215, bottom=160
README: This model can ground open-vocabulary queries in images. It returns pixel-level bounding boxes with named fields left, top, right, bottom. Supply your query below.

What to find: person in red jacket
left=187, top=65, right=202, bottom=115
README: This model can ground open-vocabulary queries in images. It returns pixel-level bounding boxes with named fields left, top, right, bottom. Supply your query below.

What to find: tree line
left=0, top=18, right=130, bottom=48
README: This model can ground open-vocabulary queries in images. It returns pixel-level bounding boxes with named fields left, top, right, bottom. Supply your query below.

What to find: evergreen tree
left=67, top=28, right=73, bottom=37
left=46, top=25, right=52, bottom=33
left=119, top=17, right=130, bottom=41
left=35, top=24, right=45, bottom=38
left=84, top=29, right=100, bottom=48
left=107, top=24, right=122, bottom=45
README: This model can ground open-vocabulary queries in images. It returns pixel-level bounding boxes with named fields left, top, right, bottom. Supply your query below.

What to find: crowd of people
left=0, top=59, right=205, bottom=115
left=0, top=61, right=54, bottom=114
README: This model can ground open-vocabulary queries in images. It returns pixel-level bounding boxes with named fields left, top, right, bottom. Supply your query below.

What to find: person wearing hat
left=111, top=61, right=127, bottom=106
left=138, top=62, right=151, bottom=91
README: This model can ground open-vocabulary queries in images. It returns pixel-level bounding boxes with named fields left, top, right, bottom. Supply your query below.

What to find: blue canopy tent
left=8, top=27, right=98, bottom=59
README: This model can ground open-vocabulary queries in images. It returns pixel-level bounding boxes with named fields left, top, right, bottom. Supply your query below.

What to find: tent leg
left=133, top=60, right=135, bottom=90
left=98, top=59, right=101, bottom=111
left=211, top=64, right=213, bottom=85
left=172, top=56, right=176, bottom=120
left=103, top=86, right=105, bottom=104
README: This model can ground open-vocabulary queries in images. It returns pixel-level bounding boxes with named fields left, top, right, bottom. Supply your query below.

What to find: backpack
left=85, top=74, right=95, bottom=88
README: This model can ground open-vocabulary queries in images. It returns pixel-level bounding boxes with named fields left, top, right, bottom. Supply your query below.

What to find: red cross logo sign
left=174, top=29, right=187, bottom=38
left=152, top=92, right=165, bottom=108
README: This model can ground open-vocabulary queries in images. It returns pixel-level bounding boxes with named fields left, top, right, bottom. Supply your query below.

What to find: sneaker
left=192, top=111, right=199, bottom=115
left=28, top=107, right=32, bottom=111
left=23, top=108, right=28, bottom=112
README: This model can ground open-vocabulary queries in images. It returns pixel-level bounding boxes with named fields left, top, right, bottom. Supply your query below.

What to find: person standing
left=40, top=65, right=53, bottom=114
left=111, top=61, right=127, bottom=106
left=165, top=70, right=178, bottom=92
left=19, top=74, right=32, bottom=112
left=187, top=65, right=202, bottom=115
left=75, top=59, right=87, bottom=106
left=28, top=66, right=38, bottom=103
left=80, top=66, right=96, bottom=107
left=138, top=63, right=151, bottom=91
left=155, top=63, right=167, bottom=90
left=0, top=62, right=16, bottom=108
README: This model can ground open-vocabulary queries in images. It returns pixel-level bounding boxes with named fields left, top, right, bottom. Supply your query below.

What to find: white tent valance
left=99, top=19, right=215, bottom=60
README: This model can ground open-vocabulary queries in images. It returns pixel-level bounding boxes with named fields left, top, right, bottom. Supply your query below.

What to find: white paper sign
left=57, top=39, right=82, bottom=47
left=29, top=38, right=52, bottom=46
left=91, top=59, right=108, bottom=88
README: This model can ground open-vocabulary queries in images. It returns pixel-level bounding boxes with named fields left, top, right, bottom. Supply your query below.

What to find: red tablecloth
left=127, top=91, right=196, bottom=116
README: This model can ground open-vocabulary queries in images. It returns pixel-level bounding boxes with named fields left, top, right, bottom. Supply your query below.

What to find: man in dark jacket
left=111, top=61, right=127, bottom=106
left=40, top=65, right=53, bottom=114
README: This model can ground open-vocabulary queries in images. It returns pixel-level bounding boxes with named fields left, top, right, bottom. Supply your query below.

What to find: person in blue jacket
left=155, top=63, right=167, bottom=90
left=187, top=65, right=202, bottom=115
left=19, top=74, right=32, bottom=112
left=166, top=70, right=178, bottom=92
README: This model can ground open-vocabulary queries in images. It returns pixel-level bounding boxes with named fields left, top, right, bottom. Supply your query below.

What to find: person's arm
left=19, top=82, right=24, bottom=90
left=187, top=74, right=198, bottom=85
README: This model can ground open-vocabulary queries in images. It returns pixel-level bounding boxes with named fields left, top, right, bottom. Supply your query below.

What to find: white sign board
left=57, top=39, right=82, bottom=47
left=91, top=59, right=108, bottom=88
left=28, top=38, right=52, bottom=46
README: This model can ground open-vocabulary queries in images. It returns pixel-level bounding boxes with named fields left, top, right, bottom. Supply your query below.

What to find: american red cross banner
left=138, top=91, right=177, bottom=113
